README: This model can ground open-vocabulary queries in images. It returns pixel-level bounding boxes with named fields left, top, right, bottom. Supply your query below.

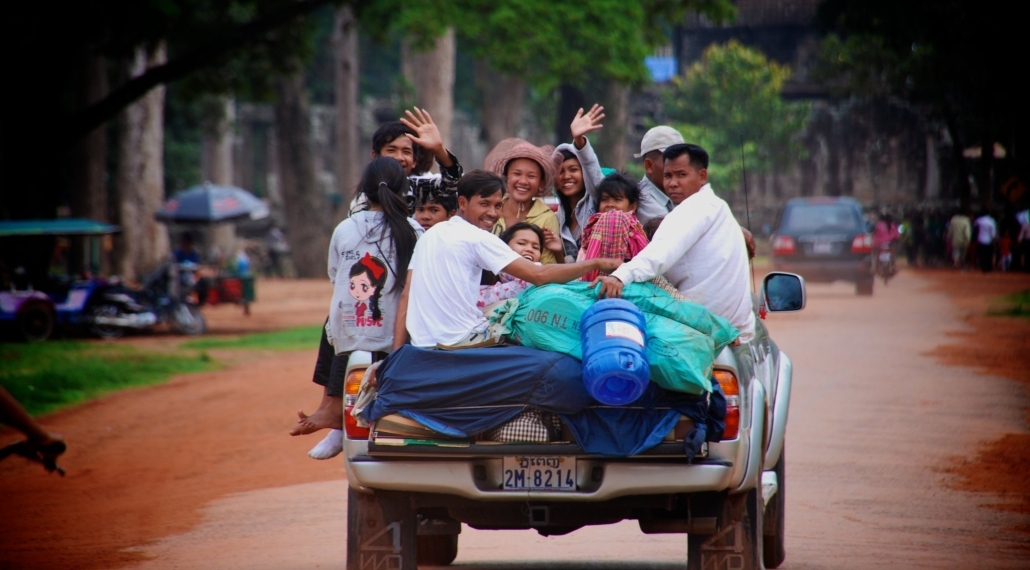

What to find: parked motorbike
left=875, top=245, right=896, bottom=285
left=87, top=261, right=206, bottom=339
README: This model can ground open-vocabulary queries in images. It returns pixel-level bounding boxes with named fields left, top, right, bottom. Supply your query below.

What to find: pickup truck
left=342, top=272, right=804, bottom=570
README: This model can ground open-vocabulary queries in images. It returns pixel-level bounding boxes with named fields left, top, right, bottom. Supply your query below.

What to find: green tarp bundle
left=489, top=281, right=740, bottom=395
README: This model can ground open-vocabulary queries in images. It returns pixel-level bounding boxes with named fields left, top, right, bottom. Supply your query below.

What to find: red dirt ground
left=919, top=268, right=1030, bottom=526
left=0, top=278, right=334, bottom=570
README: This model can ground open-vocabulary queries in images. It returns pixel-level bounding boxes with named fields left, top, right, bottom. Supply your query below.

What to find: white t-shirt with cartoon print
left=406, top=216, right=521, bottom=347
left=328, top=211, right=423, bottom=353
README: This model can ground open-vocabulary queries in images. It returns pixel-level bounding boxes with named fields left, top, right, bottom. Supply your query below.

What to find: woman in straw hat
left=485, top=139, right=564, bottom=264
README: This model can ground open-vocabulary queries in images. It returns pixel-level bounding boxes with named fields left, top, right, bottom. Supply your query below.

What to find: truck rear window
left=780, top=204, right=863, bottom=233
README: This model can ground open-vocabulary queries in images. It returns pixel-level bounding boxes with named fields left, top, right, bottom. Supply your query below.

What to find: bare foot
left=289, top=405, right=342, bottom=436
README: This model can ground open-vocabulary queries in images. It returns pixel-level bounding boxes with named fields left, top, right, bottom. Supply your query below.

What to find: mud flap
left=347, top=487, right=417, bottom=570
left=688, top=489, right=764, bottom=570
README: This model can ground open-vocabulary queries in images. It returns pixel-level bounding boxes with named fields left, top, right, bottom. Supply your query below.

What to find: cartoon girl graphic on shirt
left=349, top=252, right=388, bottom=327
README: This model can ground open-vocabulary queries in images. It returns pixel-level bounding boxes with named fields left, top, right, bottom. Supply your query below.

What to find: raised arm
left=501, top=256, right=621, bottom=287
left=570, top=104, right=605, bottom=149
left=392, top=270, right=413, bottom=351
left=400, top=108, right=454, bottom=168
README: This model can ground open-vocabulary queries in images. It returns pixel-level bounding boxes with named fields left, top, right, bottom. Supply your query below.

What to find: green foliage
left=356, top=27, right=412, bottom=106
left=812, top=33, right=905, bottom=98
left=140, top=1, right=333, bottom=103
left=663, top=41, right=809, bottom=192
left=460, top=1, right=651, bottom=91
left=304, top=6, right=341, bottom=105
left=987, top=290, right=1030, bottom=319
left=813, top=0, right=1004, bottom=108
left=0, top=341, right=216, bottom=417
left=813, top=0, right=1024, bottom=154
left=181, top=325, right=323, bottom=351
left=358, top=0, right=735, bottom=92
left=163, top=86, right=210, bottom=194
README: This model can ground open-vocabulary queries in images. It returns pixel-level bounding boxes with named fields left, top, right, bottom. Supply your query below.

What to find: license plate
left=502, top=456, right=576, bottom=491
left=812, top=242, right=834, bottom=255
left=878, top=252, right=892, bottom=262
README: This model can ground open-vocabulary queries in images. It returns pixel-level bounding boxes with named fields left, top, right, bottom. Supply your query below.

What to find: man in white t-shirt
left=594, top=144, right=756, bottom=343
left=974, top=211, right=997, bottom=272
left=394, top=170, right=622, bottom=349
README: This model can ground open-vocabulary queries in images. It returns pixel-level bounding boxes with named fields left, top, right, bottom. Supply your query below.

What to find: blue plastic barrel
left=580, top=299, right=650, bottom=405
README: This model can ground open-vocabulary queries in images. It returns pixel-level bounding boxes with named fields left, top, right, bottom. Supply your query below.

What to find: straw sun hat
left=484, top=138, right=558, bottom=196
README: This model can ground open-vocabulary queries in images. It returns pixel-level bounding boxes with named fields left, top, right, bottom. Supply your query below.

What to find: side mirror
left=763, top=272, right=806, bottom=312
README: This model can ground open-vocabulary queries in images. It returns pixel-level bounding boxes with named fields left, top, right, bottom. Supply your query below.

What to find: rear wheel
left=88, top=303, right=125, bottom=339
left=346, top=488, right=417, bottom=570
left=170, top=303, right=206, bottom=335
left=763, top=444, right=786, bottom=568
left=688, top=488, right=763, bottom=570
left=17, top=302, right=54, bottom=342
left=417, top=534, right=458, bottom=566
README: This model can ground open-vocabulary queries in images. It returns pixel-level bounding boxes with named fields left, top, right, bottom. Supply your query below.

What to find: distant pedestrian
left=973, top=211, right=997, bottom=273
left=265, top=226, right=288, bottom=277
left=999, top=232, right=1012, bottom=272
left=947, top=210, right=972, bottom=269
left=1017, top=210, right=1030, bottom=272
left=926, top=211, right=947, bottom=267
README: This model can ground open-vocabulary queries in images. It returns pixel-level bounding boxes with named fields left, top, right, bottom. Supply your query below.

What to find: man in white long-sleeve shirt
left=594, top=143, right=756, bottom=343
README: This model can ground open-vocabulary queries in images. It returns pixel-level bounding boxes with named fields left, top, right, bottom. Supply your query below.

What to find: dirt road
left=2, top=271, right=1028, bottom=569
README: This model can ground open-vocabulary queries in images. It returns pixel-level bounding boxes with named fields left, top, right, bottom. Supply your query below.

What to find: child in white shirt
left=477, top=222, right=544, bottom=309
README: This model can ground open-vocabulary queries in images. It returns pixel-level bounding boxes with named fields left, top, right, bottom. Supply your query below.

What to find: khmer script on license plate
left=502, top=456, right=576, bottom=491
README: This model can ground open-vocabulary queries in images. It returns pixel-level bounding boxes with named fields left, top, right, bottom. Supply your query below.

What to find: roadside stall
left=156, top=183, right=269, bottom=315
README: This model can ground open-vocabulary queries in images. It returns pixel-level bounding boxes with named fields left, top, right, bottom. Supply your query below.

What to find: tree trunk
left=475, top=60, right=525, bottom=149
left=333, top=6, right=361, bottom=209
left=70, top=48, right=109, bottom=222
left=556, top=84, right=587, bottom=144
left=115, top=42, right=171, bottom=281
left=594, top=82, right=630, bottom=170
left=409, top=28, right=456, bottom=149
left=70, top=47, right=110, bottom=275
left=203, top=97, right=238, bottom=257
left=274, top=73, right=328, bottom=278
left=203, top=98, right=235, bottom=185
left=139, top=43, right=171, bottom=274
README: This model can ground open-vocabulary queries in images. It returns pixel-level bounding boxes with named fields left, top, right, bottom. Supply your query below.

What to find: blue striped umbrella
left=156, top=183, right=269, bottom=223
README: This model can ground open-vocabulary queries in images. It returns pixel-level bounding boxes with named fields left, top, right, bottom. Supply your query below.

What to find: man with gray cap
left=634, top=125, right=684, bottom=224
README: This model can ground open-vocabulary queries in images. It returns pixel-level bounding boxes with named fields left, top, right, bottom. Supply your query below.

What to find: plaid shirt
left=484, top=409, right=564, bottom=443
left=579, top=210, right=649, bottom=281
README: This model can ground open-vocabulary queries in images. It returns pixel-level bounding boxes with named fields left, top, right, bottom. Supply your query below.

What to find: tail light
left=713, top=370, right=740, bottom=440
left=851, top=234, right=872, bottom=254
left=771, top=235, right=795, bottom=256
left=343, top=369, right=370, bottom=439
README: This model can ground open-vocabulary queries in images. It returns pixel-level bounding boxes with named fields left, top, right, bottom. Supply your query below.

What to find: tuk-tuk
left=0, top=218, right=118, bottom=341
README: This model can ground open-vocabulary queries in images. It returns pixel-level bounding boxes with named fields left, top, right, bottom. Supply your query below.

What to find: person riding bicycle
left=872, top=213, right=899, bottom=277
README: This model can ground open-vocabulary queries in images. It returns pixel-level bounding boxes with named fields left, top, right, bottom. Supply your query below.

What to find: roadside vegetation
left=181, top=325, right=323, bottom=351
left=988, top=289, right=1030, bottom=318
left=0, top=341, right=216, bottom=416
left=2, top=326, right=324, bottom=417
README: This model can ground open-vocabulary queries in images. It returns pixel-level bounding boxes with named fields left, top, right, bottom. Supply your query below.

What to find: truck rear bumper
left=346, top=456, right=738, bottom=501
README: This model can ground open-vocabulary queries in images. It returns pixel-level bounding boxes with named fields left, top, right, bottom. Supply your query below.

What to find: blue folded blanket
left=366, top=345, right=725, bottom=459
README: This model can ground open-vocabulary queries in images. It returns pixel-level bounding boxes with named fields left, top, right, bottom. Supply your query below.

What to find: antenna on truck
left=740, top=137, right=756, bottom=294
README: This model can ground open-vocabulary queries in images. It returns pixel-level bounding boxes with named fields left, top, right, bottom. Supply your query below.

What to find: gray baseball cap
left=634, top=126, right=685, bottom=158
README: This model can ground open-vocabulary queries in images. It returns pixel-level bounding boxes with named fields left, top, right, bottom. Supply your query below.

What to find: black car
left=770, top=197, right=874, bottom=295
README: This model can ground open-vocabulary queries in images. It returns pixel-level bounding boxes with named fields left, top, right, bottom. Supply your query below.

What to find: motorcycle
left=87, top=261, right=206, bottom=339
left=874, top=244, right=897, bottom=285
